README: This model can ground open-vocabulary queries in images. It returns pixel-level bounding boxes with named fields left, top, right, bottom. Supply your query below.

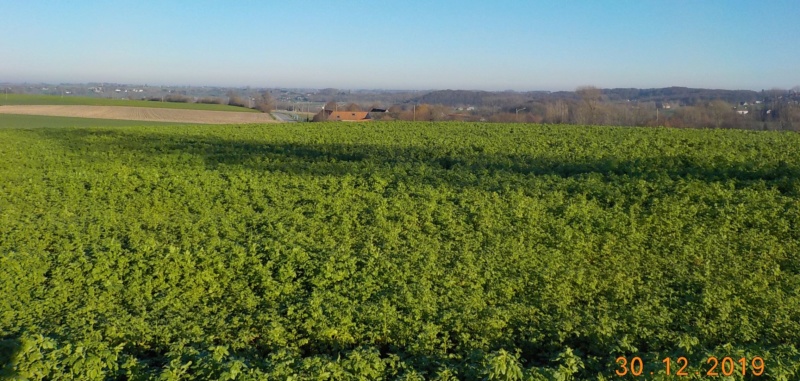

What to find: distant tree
left=386, top=105, right=405, bottom=120
left=387, top=105, right=404, bottom=113
left=604, top=103, right=628, bottom=126
left=488, top=112, right=517, bottom=123
left=344, top=103, right=361, bottom=112
left=392, top=105, right=418, bottom=121
left=707, top=100, right=733, bottom=128
left=630, top=101, right=656, bottom=126
left=255, top=91, right=275, bottom=112
left=544, top=100, right=570, bottom=124
left=407, top=104, right=451, bottom=121
left=576, top=86, right=603, bottom=124
left=324, top=101, right=338, bottom=111
left=164, top=94, right=190, bottom=103
left=524, top=113, right=544, bottom=124
left=671, top=106, right=705, bottom=128
left=197, top=97, right=224, bottom=105
left=409, top=104, right=426, bottom=121
left=312, top=110, right=327, bottom=122
left=789, top=105, right=800, bottom=131
left=227, top=91, right=247, bottom=108
left=431, top=104, right=452, bottom=121
left=526, top=102, right=547, bottom=123
left=777, top=102, right=798, bottom=130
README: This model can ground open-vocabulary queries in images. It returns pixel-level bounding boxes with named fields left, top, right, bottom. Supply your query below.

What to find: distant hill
left=410, top=87, right=765, bottom=107
left=413, top=90, right=495, bottom=106
left=602, top=87, right=761, bottom=104
left=412, top=90, right=531, bottom=107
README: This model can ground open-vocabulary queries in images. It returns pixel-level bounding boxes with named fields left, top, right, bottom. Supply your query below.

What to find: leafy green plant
left=1, top=122, right=798, bottom=379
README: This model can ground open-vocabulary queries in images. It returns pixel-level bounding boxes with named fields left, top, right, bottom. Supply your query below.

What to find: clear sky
left=2, top=0, right=798, bottom=91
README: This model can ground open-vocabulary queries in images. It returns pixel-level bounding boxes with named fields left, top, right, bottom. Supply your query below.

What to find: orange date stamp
left=615, top=356, right=765, bottom=377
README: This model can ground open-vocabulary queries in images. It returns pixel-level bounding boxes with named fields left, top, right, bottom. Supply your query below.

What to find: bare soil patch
left=0, top=105, right=278, bottom=124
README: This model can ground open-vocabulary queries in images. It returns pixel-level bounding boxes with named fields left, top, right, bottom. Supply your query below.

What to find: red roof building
left=316, top=110, right=372, bottom=121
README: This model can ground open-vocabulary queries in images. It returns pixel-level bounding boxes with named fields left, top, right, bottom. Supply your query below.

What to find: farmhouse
left=316, top=110, right=372, bottom=122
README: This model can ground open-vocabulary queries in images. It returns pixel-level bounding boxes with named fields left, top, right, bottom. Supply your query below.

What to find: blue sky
left=1, top=0, right=798, bottom=91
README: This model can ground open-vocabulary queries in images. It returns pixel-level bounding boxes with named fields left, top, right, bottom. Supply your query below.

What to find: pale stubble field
left=0, top=105, right=278, bottom=124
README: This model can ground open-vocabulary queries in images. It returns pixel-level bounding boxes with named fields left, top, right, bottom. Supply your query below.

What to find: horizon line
left=2, top=81, right=798, bottom=93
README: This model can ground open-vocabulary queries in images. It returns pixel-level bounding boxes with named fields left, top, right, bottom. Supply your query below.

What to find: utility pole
left=413, top=104, right=416, bottom=121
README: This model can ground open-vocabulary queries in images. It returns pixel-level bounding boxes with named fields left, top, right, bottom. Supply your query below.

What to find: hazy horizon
left=1, top=81, right=794, bottom=94
left=2, top=0, right=799, bottom=92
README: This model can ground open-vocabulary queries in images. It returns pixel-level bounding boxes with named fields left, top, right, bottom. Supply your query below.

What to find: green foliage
left=1, top=122, right=799, bottom=379
left=485, top=349, right=523, bottom=380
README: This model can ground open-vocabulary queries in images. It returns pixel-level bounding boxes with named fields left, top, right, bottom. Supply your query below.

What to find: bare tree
left=344, top=103, right=361, bottom=112
left=545, top=100, right=569, bottom=124
left=778, top=102, right=797, bottom=130
left=672, top=106, right=704, bottom=128
left=226, top=91, right=247, bottom=108
left=255, top=91, right=275, bottom=112
left=576, top=86, right=603, bottom=124
left=789, top=105, right=800, bottom=131
left=707, top=100, right=732, bottom=128
left=324, top=101, right=338, bottom=111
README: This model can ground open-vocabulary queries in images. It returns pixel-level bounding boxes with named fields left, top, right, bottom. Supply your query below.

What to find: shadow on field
left=24, top=127, right=800, bottom=191
left=0, top=337, right=21, bottom=378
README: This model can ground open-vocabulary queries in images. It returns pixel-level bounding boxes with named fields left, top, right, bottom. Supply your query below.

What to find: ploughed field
left=0, top=105, right=276, bottom=124
left=1, top=123, right=799, bottom=380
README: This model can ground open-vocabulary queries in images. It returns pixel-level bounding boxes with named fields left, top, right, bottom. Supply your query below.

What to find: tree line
left=140, top=90, right=277, bottom=112
left=356, top=86, right=800, bottom=131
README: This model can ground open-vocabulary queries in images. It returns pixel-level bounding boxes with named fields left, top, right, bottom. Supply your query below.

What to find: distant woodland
left=335, top=87, right=800, bottom=131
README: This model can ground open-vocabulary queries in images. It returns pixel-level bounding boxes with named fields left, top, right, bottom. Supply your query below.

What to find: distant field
left=0, top=105, right=276, bottom=124
left=0, top=94, right=260, bottom=113
left=0, top=113, right=190, bottom=128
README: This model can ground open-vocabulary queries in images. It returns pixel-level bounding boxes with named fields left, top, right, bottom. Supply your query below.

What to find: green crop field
left=1, top=122, right=799, bottom=380
left=0, top=114, right=192, bottom=128
left=0, top=94, right=260, bottom=113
